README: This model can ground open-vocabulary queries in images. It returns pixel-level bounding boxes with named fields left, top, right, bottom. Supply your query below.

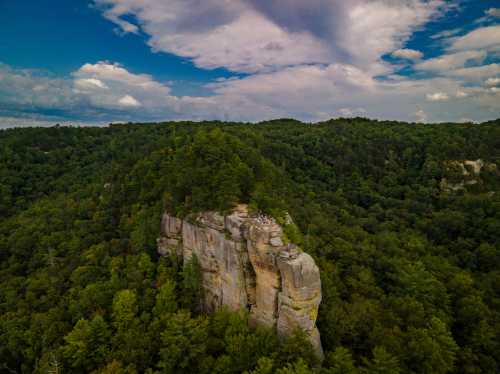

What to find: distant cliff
left=157, top=204, right=324, bottom=359
left=441, top=159, right=498, bottom=192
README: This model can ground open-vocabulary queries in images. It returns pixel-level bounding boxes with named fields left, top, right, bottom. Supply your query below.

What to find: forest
left=1, top=118, right=499, bottom=373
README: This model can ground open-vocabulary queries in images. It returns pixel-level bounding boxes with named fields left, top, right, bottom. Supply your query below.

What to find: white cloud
left=431, top=28, right=462, bottom=40
left=95, top=0, right=332, bottom=73
left=118, top=95, right=141, bottom=107
left=0, top=64, right=79, bottom=109
left=486, top=8, right=500, bottom=18
left=207, top=63, right=378, bottom=120
left=94, top=0, right=447, bottom=74
left=413, top=25, right=500, bottom=90
left=1, top=60, right=499, bottom=124
left=337, top=107, right=367, bottom=117
left=447, top=63, right=500, bottom=81
left=74, top=78, right=109, bottom=90
left=76, top=62, right=170, bottom=93
left=2, top=2, right=499, bottom=125
left=415, top=108, right=427, bottom=123
left=207, top=63, right=499, bottom=122
left=72, top=61, right=176, bottom=110
left=426, top=92, right=449, bottom=101
left=392, top=48, right=423, bottom=61
left=342, top=0, right=446, bottom=72
left=416, top=50, right=487, bottom=71
left=449, top=25, right=500, bottom=52
left=101, top=9, right=140, bottom=35
left=91, top=0, right=500, bottom=124
left=485, top=77, right=500, bottom=86
left=0, top=62, right=212, bottom=121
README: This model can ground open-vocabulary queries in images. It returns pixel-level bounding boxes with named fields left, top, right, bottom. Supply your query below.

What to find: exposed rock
left=157, top=204, right=324, bottom=359
left=441, top=159, right=498, bottom=192
left=464, top=159, right=484, bottom=175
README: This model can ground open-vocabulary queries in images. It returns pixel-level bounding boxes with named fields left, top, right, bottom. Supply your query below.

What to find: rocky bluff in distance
left=157, top=204, right=324, bottom=359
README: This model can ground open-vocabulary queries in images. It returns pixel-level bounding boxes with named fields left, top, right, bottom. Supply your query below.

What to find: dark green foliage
left=0, top=118, right=499, bottom=373
left=157, top=311, right=209, bottom=373
left=181, top=255, right=204, bottom=313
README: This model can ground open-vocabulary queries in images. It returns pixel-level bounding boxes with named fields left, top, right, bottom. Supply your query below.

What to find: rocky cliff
left=157, top=204, right=324, bottom=359
left=441, top=159, right=498, bottom=192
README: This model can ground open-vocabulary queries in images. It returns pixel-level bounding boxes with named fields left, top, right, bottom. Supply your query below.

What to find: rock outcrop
left=157, top=204, right=324, bottom=359
left=441, top=159, right=498, bottom=192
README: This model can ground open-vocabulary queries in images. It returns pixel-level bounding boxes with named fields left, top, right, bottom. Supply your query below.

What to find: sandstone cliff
left=441, top=159, right=498, bottom=192
left=157, top=204, right=324, bottom=359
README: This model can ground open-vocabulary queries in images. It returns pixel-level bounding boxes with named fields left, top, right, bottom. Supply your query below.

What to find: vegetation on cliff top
left=1, top=118, right=499, bottom=373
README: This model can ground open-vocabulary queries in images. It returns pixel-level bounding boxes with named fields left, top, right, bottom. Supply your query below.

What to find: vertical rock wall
left=157, top=204, right=324, bottom=359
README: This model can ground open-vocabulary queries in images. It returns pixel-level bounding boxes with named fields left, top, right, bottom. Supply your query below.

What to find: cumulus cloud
left=485, top=77, right=500, bottom=87
left=447, top=64, right=500, bottom=81
left=94, top=0, right=500, bottom=123
left=413, top=24, right=500, bottom=93
left=94, top=0, right=448, bottom=74
left=431, top=28, right=462, bottom=40
left=0, top=64, right=81, bottom=110
left=2, top=1, right=499, bottom=125
left=118, top=95, right=141, bottom=107
left=341, top=0, right=446, bottom=73
left=416, top=50, right=487, bottom=71
left=337, top=107, right=367, bottom=117
left=415, top=108, right=427, bottom=123
left=486, top=8, right=500, bottom=18
left=94, top=0, right=332, bottom=73
left=449, top=25, right=500, bottom=52
left=1, top=59, right=499, bottom=124
left=0, top=62, right=212, bottom=122
left=426, top=92, right=450, bottom=101
left=74, top=78, right=109, bottom=90
left=75, top=62, right=171, bottom=95
left=392, top=48, right=423, bottom=61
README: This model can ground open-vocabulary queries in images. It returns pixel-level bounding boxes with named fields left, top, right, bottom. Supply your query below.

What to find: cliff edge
left=157, top=204, right=324, bottom=359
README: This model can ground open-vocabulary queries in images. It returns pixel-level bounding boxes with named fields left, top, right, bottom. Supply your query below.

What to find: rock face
left=157, top=204, right=324, bottom=359
left=441, top=159, right=498, bottom=192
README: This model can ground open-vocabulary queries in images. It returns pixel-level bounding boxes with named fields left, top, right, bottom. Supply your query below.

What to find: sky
left=0, top=0, right=499, bottom=126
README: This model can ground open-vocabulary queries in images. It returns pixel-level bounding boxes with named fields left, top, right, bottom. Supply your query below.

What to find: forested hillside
left=1, top=118, right=499, bottom=373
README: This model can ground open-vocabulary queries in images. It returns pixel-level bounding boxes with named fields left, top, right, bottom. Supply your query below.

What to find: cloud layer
left=1, top=1, right=499, bottom=125
left=94, top=0, right=449, bottom=74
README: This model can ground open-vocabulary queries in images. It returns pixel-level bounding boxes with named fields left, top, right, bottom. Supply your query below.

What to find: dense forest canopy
left=1, top=118, right=499, bottom=373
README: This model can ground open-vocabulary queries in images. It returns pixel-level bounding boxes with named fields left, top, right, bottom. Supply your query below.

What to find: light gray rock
left=157, top=204, right=323, bottom=359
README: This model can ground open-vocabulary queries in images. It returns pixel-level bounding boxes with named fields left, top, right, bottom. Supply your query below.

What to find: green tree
left=244, top=357, right=275, bottom=374
left=157, top=311, right=209, bottom=373
left=112, top=290, right=138, bottom=326
left=181, top=255, right=204, bottom=313
left=405, top=317, right=458, bottom=374
left=276, top=359, right=314, bottom=374
left=323, top=347, right=358, bottom=374
left=153, top=279, right=178, bottom=315
left=361, top=346, right=400, bottom=374
left=62, top=315, right=110, bottom=372
left=111, top=289, right=152, bottom=370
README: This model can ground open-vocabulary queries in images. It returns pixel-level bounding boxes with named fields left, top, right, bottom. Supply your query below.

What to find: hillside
left=1, top=118, right=500, bottom=373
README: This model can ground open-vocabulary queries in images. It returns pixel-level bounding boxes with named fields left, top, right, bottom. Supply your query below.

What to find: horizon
left=1, top=0, right=499, bottom=126
left=2, top=116, right=499, bottom=131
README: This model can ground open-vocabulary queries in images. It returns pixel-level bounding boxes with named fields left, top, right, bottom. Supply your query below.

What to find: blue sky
left=0, top=0, right=499, bottom=126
